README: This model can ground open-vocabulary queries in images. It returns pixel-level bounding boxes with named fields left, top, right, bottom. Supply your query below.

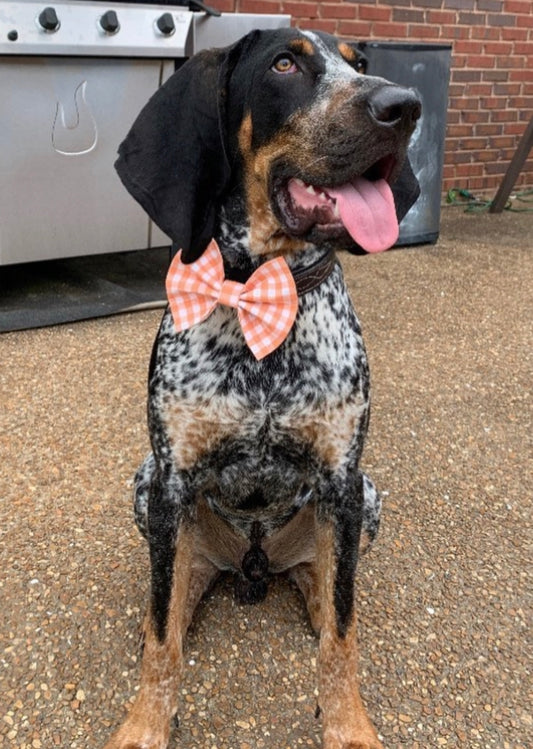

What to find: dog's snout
left=368, top=86, right=421, bottom=129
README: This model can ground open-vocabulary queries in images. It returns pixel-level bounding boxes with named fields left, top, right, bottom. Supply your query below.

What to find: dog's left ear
left=115, top=34, right=257, bottom=263
left=392, top=156, right=420, bottom=223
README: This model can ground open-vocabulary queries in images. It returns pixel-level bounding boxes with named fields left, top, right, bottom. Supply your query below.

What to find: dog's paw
left=102, top=723, right=170, bottom=749
left=324, top=741, right=384, bottom=749
left=323, top=729, right=385, bottom=749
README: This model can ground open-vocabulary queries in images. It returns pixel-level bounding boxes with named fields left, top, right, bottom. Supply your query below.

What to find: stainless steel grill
left=0, top=1, right=290, bottom=265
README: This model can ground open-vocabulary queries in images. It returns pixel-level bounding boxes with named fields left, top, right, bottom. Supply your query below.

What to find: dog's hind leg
left=315, top=472, right=384, bottom=749
left=104, top=473, right=218, bottom=749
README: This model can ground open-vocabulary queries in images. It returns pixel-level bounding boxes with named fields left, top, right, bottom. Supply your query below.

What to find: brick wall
left=216, top=0, right=533, bottom=196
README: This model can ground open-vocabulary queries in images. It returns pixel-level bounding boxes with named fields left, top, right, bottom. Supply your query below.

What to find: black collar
left=225, top=248, right=337, bottom=296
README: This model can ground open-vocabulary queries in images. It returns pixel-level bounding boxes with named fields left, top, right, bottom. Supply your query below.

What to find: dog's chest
left=151, top=268, right=369, bottom=504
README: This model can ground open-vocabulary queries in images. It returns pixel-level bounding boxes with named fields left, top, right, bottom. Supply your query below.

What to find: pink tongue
left=328, top=178, right=398, bottom=253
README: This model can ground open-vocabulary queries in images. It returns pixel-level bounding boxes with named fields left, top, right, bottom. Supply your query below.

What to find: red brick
left=475, top=124, right=504, bottom=135
left=513, top=41, right=533, bottom=54
left=484, top=41, right=514, bottom=54
left=446, top=111, right=461, bottom=124
left=447, top=25, right=472, bottom=39
left=501, top=27, right=528, bottom=40
left=392, top=8, right=425, bottom=22
left=379, top=0, right=412, bottom=6
left=478, top=0, right=503, bottom=8
left=506, top=121, right=530, bottom=134
left=320, top=3, right=357, bottom=19
left=466, top=54, right=497, bottom=67
left=444, top=0, right=475, bottom=8
left=482, top=69, right=509, bottom=81
left=470, top=26, right=502, bottom=39
left=450, top=96, right=480, bottom=109
left=454, top=40, right=484, bottom=53
left=509, top=95, right=533, bottom=108
left=283, top=1, right=319, bottom=17
left=358, top=6, right=392, bottom=21
left=428, top=10, right=457, bottom=24
left=372, top=22, right=409, bottom=37
left=490, top=109, right=519, bottom=121
left=309, top=19, right=339, bottom=33
left=452, top=69, right=483, bottom=81
left=337, top=19, right=373, bottom=37
left=503, top=0, right=532, bottom=11
left=485, top=162, right=508, bottom=174
left=452, top=54, right=468, bottom=67
left=238, top=0, right=281, bottom=12
left=455, top=163, right=484, bottom=177
left=447, top=124, right=475, bottom=136
left=477, top=148, right=500, bottom=162
left=480, top=95, right=509, bottom=108
left=409, top=24, right=441, bottom=38
left=488, top=12, right=517, bottom=24
left=515, top=12, right=533, bottom=26
left=461, top=110, right=491, bottom=122
left=458, top=11, right=487, bottom=24
left=464, top=82, right=496, bottom=95
left=490, top=135, right=516, bottom=147
left=216, top=0, right=236, bottom=10
left=509, top=69, right=533, bottom=82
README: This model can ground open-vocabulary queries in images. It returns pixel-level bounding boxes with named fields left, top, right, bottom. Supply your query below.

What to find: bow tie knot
left=218, top=278, right=244, bottom=309
left=166, top=239, right=298, bottom=360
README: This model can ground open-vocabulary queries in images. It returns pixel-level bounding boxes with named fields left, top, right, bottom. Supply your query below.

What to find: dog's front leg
left=317, top=473, right=384, bottom=749
left=104, top=472, right=201, bottom=749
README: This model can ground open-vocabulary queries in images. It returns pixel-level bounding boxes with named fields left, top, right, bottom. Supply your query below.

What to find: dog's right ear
left=115, top=34, right=258, bottom=264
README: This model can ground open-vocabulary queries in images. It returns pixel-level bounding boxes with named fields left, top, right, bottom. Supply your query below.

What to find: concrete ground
left=0, top=206, right=531, bottom=749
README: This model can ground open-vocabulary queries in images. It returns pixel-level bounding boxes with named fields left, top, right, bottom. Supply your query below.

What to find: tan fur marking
left=194, top=498, right=317, bottom=574
left=290, top=37, right=315, bottom=56
left=238, top=112, right=311, bottom=257
left=280, top=395, right=367, bottom=470
left=316, top=521, right=384, bottom=749
left=103, top=526, right=207, bottom=749
left=338, top=42, right=357, bottom=63
left=163, top=395, right=251, bottom=470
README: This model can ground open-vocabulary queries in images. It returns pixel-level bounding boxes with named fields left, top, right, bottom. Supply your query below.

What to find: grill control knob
left=99, top=10, right=120, bottom=34
left=38, top=7, right=60, bottom=32
left=156, top=13, right=175, bottom=36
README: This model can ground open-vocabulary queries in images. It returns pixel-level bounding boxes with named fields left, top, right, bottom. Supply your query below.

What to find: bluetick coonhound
left=105, top=27, right=420, bottom=749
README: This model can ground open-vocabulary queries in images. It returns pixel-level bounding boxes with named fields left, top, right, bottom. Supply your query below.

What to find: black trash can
left=360, top=42, right=452, bottom=245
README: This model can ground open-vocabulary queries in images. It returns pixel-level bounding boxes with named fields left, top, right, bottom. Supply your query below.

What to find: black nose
left=368, top=85, right=421, bottom=129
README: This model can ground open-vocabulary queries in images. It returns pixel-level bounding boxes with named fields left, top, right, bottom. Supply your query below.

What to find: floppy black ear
left=115, top=40, right=249, bottom=263
left=392, top=156, right=420, bottom=223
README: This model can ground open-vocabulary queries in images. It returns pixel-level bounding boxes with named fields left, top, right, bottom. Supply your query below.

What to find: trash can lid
left=359, top=41, right=452, bottom=52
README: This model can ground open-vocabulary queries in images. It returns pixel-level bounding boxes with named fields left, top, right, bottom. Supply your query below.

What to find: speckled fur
left=105, top=27, right=420, bottom=749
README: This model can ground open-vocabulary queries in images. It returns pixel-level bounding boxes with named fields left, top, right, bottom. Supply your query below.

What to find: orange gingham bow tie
left=166, top=239, right=298, bottom=360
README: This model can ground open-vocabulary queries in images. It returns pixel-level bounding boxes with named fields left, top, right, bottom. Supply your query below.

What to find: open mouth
left=274, top=154, right=400, bottom=254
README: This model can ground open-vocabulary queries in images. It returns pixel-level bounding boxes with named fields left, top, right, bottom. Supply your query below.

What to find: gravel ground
left=1, top=207, right=531, bottom=749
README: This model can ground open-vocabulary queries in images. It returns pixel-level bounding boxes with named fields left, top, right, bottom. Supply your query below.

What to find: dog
left=105, top=27, right=420, bottom=749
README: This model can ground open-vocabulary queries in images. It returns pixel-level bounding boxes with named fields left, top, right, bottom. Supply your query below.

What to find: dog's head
left=116, top=28, right=420, bottom=263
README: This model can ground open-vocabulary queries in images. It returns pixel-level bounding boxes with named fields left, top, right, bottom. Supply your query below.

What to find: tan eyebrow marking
left=338, top=42, right=357, bottom=63
left=289, top=38, right=315, bottom=56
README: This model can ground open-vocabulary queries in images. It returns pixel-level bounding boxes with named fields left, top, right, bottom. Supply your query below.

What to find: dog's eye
left=272, top=56, right=298, bottom=75
left=355, top=58, right=367, bottom=74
